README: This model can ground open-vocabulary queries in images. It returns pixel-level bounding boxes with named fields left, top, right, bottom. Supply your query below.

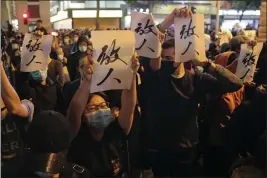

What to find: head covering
left=220, top=43, right=231, bottom=53
left=77, top=36, right=88, bottom=45
left=27, top=110, right=71, bottom=153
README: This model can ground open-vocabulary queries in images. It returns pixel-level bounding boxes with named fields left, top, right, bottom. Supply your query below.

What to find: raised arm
left=67, top=57, right=93, bottom=137
left=1, top=64, right=29, bottom=117
left=118, top=53, right=139, bottom=135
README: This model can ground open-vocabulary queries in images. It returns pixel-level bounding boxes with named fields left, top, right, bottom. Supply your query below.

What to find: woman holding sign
left=67, top=53, right=139, bottom=177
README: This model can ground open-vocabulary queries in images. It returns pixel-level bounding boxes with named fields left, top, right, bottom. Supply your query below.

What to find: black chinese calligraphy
left=96, top=39, right=126, bottom=86
left=134, top=19, right=157, bottom=52
left=25, top=39, right=43, bottom=52
left=135, top=39, right=155, bottom=52
left=97, top=39, right=127, bottom=65
left=181, top=42, right=199, bottom=56
left=134, top=19, right=157, bottom=36
left=180, top=19, right=199, bottom=39
left=96, top=68, right=121, bottom=86
left=25, top=55, right=42, bottom=66
left=240, top=68, right=250, bottom=80
left=242, top=52, right=256, bottom=67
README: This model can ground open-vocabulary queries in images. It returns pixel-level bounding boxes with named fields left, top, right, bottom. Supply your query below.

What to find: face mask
left=57, top=54, right=64, bottom=61
left=85, top=108, right=112, bottom=129
left=29, top=68, right=47, bottom=82
left=64, top=38, right=69, bottom=44
left=12, top=44, right=19, bottom=50
left=10, top=38, right=15, bottom=43
left=161, top=61, right=176, bottom=74
left=79, top=45, right=87, bottom=52
left=84, top=35, right=89, bottom=40
left=73, top=37, right=78, bottom=42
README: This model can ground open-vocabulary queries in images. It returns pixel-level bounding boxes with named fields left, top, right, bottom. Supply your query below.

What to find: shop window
left=28, top=5, right=40, bottom=18
left=71, top=0, right=85, bottom=3
left=28, top=0, right=39, bottom=2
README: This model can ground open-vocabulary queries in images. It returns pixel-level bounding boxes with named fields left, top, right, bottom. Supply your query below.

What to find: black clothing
left=67, top=51, right=83, bottom=81
left=68, top=120, right=129, bottom=177
left=141, top=58, right=242, bottom=176
left=1, top=101, right=34, bottom=177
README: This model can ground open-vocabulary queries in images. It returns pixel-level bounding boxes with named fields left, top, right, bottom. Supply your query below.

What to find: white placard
left=131, top=11, right=161, bottom=58
left=20, top=33, right=53, bottom=72
left=90, top=31, right=135, bottom=93
left=235, top=43, right=263, bottom=82
left=174, top=14, right=206, bottom=63
left=244, top=30, right=257, bottom=40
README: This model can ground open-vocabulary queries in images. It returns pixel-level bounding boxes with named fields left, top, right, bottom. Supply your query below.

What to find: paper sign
left=204, top=34, right=211, bottom=50
left=90, top=31, right=135, bottom=93
left=174, top=14, right=206, bottom=63
left=20, top=33, right=53, bottom=72
left=131, top=11, right=161, bottom=58
left=235, top=42, right=263, bottom=82
left=244, top=30, right=257, bottom=40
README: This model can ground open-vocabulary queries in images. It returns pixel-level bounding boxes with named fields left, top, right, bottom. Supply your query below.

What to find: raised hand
left=131, top=52, right=140, bottom=74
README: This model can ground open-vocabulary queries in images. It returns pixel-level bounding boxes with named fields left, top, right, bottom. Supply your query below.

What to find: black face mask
left=25, top=150, right=66, bottom=175
left=161, top=60, right=176, bottom=74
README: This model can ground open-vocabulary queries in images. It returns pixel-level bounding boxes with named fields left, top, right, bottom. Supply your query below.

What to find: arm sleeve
left=195, top=65, right=243, bottom=96
left=20, top=99, right=34, bottom=123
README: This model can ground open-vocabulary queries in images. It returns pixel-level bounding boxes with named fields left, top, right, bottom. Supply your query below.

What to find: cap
left=27, top=110, right=71, bottom=153
left=78, top=36, right=88, bottom=45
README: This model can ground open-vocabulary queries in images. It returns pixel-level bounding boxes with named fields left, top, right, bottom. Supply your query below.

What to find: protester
left=1, top=63, right=34, bottom=177
left=21, top=110, right=91, bottom=177
left=33, top=19, right=48, bottom=35
left=139, top=8, right=243, bottom=177
left=67, top=36, right=90, bottom=81
left=67, top=53, right=139, bottom=177
left=47, top=56, right=65, bottom=88
left=69, top=31, right=79, bottom=54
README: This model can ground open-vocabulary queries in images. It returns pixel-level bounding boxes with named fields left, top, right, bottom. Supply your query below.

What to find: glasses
left=86, top=102, right=109, bottom=112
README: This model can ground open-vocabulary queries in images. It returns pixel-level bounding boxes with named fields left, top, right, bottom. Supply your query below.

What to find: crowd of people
left=1, top=8, right=266, bottom=178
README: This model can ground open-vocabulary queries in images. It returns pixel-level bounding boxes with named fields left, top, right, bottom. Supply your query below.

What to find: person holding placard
left=140, top=7, right=243, bottom=177
left=67, top=52, right=139, bottom=177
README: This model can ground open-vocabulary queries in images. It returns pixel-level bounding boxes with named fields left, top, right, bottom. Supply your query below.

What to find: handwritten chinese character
left=25, top=39, right=43, bottom=52
left=242, top=52, right=256, bottom=67
left=134, top=19, right=157, bottom=36
left=97, top=39, right=127, bottom=65
left=96, top=39, right=126, bottom=86
left=25, top=55, right=42, bottom=66
left=180, top=19, right=199, bottom=39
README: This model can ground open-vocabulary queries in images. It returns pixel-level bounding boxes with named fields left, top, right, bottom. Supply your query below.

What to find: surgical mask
left=79, top=45, right=87, bottom=52
left=57, top=54, right=64, bottom=61
left=29, top=68, right=48, bottom=82
left=85, top=108, right=112, bottom=129
left=12, top=44, right=19, bottom=50
left=10, top=38, right=15, bottom=43
left=64, top=38, right=69, bottom=44
left=73, top=37, right=78, bottom=42
left=84, top=35, right=89, bottom=40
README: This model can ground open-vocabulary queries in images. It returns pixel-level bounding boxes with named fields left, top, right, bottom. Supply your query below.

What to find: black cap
left=27, top=110, right=71, bottom=153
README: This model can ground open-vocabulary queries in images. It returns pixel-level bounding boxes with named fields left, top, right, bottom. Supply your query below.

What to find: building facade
left=50, top=1, right=127, bottom=30
left=5, top=0, right=51, bottom=33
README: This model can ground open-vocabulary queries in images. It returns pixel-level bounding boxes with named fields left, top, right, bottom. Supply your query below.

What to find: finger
left=88, top=65, right=94, bottom=74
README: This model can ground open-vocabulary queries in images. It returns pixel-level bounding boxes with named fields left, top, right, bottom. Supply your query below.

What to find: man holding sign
left=140, top=7, right=243, bottom=177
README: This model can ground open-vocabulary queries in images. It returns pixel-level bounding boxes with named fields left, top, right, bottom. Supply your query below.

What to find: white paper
left=90, top=31, right=135, bottom=93
left=244, top=30, right=257, bottom=40
left=235, top=43, right=263, bottom=82
left=174, top=14, right=206, bottom=63
left=131, top=11, right=161, bottom=58
left=20, top=33, right=53, bottom=72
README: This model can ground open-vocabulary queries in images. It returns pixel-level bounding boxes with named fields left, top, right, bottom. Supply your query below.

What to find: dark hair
left=37, top=20, right=42, bottom=23
left=230, top=35, right=250, bottom=52
left=87, top=93, right=108, bottom=104
left=162, top=39, right=175, bottom=49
